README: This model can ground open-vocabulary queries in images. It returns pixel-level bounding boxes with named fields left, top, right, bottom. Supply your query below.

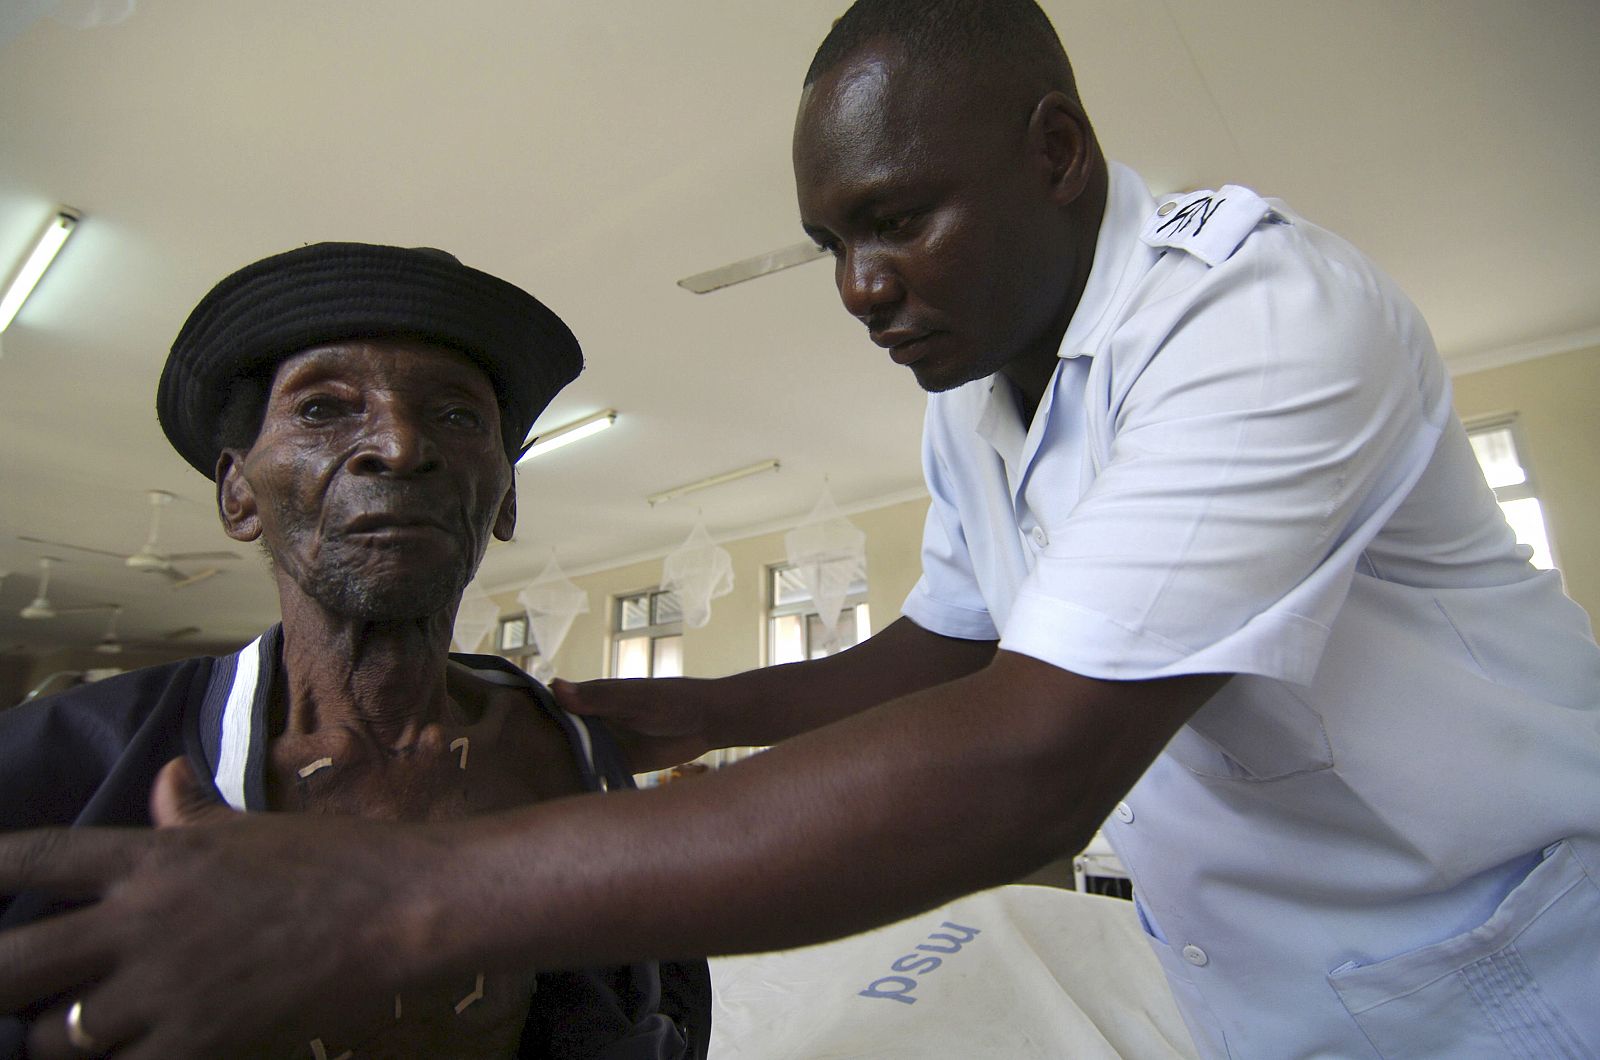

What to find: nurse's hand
left=0, top=758, right=454, bottom=1059
left=551, top=677, right=719, bottom=773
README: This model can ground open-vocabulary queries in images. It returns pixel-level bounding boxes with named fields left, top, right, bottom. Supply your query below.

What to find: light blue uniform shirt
left=903, top=163, right=1600, bottom=1058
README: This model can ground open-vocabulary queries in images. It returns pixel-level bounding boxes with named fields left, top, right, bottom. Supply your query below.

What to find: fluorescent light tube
left=517, top=409, right=616, bottom=464
left=0, top=208, right=80, bottom=334
left=647, top=459, right=780, bottom=506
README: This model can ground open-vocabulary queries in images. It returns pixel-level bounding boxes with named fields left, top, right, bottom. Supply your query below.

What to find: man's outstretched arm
left=0, top=651, right=1221, bottom=1059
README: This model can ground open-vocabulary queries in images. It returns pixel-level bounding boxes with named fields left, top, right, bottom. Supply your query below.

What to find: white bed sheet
left=709, top=884, right=1198, bottom=1059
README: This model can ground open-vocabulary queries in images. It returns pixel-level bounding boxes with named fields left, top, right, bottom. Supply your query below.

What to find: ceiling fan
left=20, top=489, right=240, bottom=589
left=676, top=240, right=828, bottom=294
left=18, top=557, right=118, bottom=620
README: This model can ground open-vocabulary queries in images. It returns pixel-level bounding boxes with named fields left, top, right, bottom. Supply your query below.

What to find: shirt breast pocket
left=1325, top=840, right=1599, bottom=1058
left=1163, top=678, right=1335, bottom=781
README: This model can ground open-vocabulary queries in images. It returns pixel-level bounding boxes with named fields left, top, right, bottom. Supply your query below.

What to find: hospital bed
left=708, top=883, right=1198, bottom=1059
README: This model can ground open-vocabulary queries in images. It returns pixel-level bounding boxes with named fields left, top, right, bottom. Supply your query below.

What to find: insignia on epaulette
left=1138, top=185, right=1282, bottom=266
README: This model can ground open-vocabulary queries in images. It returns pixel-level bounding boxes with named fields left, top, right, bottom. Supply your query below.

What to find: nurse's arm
left=512, top=651, right=1227, bottom=960
left=555, top=615, right=1003, bottom=772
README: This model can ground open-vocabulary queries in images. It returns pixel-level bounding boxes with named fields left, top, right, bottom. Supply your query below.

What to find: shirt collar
left=201, top=625, right=280, bottom=811
left=1055, top=161, right=1159, bottom=361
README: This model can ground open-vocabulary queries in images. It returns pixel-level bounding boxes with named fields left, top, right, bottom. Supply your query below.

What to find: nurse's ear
left=217, top=449, right=262, bottom=543
left=1029, top=90, right=1099, bottom=208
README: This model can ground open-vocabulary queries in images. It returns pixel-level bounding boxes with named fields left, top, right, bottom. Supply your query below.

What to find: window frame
left=1464, top=412, right=1559, bottom=571
left=764, top=561, right=871, bottom=666
left=494, top=613, right=542, bottom=674
left=609, top=587, right=684, bottom=678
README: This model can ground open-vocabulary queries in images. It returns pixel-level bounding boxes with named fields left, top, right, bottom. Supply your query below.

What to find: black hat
left=158, top=241, right=583, bottom=478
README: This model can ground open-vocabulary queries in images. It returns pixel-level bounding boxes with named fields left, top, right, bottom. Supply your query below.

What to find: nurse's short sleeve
left=1002, top=222, right=1451, bottom=683
left=903, top=404, right=1000, bottom=642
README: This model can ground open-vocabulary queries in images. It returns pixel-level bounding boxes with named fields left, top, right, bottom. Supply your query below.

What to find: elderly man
left=5, top=2, right=1600, bottom=1058
left=0, top=243, right=710, bottom=1059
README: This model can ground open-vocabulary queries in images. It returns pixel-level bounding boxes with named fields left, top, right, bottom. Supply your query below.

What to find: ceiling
left=2, top=0, right=1597, bottom=657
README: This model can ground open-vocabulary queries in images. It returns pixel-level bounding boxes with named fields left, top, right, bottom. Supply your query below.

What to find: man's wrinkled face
left=219, top=338, right=515, bottom=622
left=794, top=45, right=1071, bottom=393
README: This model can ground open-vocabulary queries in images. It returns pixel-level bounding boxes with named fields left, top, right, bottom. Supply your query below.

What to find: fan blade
left=19, top=598, right=55, bottom=620
left=50, top=603, right=120, bottom=615
left=148, top=566, right=187, bottom=583
left=18, top=535, right=131, bottom=560
left=161, top=550, right=242, bottom=562
left=676, top=241, right=828, bottom=294
left=171, top=568, right=221, bottom=590
left=164, top=626, right=202, bottom=640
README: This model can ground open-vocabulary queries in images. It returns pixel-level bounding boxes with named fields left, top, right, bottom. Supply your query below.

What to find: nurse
left=2, top=1, right=1597, bottom=1057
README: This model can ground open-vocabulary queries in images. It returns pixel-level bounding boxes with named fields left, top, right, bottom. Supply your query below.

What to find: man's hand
left=551, top=677, right=718, bottom=773
left=0, top=758, right=458, bottom=1059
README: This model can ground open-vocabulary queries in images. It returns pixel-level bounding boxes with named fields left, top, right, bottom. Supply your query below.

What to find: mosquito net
left=783, top=486, right=866, bottom=653
left=661, top=517, right=734, bottom=629
left=516, top=554, right=589, bottom=680
left=450, top=578, right=498, bottom=653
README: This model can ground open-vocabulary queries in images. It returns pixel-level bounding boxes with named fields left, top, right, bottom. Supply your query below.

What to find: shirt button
left=1030, top=526, right=1048, bottom=547
left=1114, top=802, right=1134, bottom=824
left=1182, top=944, right=1209, bottom=967
left=1157, top=200, right=1178, bottom=217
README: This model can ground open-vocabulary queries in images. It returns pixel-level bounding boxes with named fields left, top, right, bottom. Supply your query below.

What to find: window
left=767, top=563, right=870, bottom=665
left=495, top=614, right=542, bottom=674
left=611, top=588, right=683, bottom=678
left=1467, top=417, right=1556, bottom=570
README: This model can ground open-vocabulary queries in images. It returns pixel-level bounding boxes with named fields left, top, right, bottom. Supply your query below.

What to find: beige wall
left=0, top=654, right=32, bottom=713
left=487, top=496, right=931, bottom=682
left=5, top=641, right=246, bottom=710
left=1451, top=344, right=1600, bottom=623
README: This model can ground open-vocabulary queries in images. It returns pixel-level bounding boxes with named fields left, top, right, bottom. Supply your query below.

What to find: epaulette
left=1138, top=185, right=1284, bottom=266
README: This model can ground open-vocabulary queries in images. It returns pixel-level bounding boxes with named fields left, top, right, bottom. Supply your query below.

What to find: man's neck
left=273, top=590, right=458, bottom=750
left=1000, top=163, right=1108, bottom=426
